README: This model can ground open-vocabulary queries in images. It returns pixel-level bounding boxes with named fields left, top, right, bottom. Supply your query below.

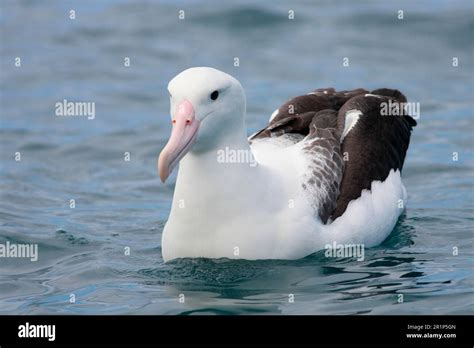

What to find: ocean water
left=0, top=0, right=473, bottom=315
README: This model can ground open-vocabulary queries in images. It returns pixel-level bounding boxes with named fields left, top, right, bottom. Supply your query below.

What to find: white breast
left=162, top=135, right=406, bottom=261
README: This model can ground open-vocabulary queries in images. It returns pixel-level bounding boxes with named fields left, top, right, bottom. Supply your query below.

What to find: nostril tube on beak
left=176, top=99, right=195, bottom=120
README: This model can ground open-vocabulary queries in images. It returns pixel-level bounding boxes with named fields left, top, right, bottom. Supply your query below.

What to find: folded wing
left=250, top=88, right=416, bottom=223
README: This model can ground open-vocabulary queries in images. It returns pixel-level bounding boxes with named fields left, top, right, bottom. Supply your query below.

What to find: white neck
left=171, top=116, right=267, bottom=218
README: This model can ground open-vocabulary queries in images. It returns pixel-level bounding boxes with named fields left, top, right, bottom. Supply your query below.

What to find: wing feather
left=250, top=88, right=416, bottom=223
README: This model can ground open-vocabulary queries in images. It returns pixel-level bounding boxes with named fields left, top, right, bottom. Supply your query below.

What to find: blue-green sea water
left=0, top=0, right=473, bottom=314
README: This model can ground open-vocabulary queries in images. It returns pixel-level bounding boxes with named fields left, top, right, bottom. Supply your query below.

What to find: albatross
left=158, top=67, right=416, bottom=262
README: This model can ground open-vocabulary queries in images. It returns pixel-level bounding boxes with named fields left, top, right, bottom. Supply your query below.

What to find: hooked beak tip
left=158, top=157, right=169, bottom=183
left=160, top=174, right=168, bottom=184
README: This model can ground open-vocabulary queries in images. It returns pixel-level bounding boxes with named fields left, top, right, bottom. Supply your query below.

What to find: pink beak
left=158, top=100, right=200, bottom=183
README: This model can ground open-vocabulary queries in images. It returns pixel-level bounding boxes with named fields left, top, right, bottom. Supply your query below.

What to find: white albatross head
left=158, top=67, right=246, bottom=182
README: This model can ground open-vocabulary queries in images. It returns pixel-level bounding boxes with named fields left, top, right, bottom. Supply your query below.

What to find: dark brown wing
left=331, top=90, right=417, bottom=220
left=250, top=88, right=416, bottom=224
left=302, top=110, right=344, bottom=223
left=248, top=89, right=368, bottom=223
left=250, top=88, right=367, bottom=140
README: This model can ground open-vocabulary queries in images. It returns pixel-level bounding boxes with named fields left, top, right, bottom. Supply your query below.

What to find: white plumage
left=158, top=67, right=409, bottom=262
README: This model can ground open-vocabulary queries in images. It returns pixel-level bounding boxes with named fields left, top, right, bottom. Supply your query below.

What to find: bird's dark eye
left=210, top=90, right=219, bottom=100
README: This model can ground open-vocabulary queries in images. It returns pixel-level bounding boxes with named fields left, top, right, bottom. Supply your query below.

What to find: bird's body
left=158, top=68, right=416, bottom=262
